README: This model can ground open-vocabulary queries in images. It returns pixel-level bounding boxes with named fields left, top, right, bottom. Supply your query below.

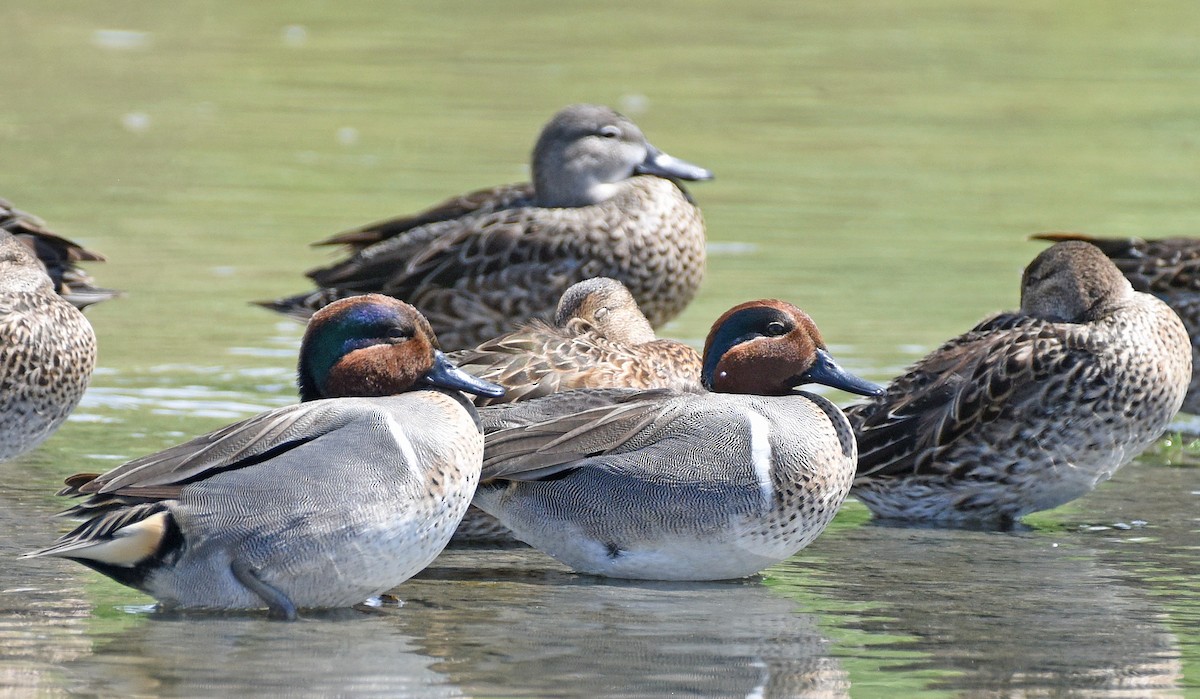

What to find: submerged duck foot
left=232, top=559, right=298, bottom=621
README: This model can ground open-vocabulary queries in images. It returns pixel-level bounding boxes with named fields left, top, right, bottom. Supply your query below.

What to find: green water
left=4, top=1, right=1200, bottom=695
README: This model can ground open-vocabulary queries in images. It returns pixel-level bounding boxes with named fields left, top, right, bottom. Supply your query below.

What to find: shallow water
left=4, top=1, right=1200, bottom=696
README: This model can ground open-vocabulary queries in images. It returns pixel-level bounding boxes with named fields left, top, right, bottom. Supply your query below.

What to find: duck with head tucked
left=847, top=241, right=1191, bottom=528
left=449, top=277, right=702, bottom=407
left=258, top=103, right=713, bottom=350
left=0, top=230, right=97, bottom=462
left=1, top=196, right=119, bottom=310
left=1034, top=231, right=1200, bottom=414
left=26, top=295, right=503, bottom=619
left=471, top=300, right=882, bottom=580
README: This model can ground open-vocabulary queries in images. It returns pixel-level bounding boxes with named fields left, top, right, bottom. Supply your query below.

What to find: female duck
left=0, top=230, right=96, bottom=461
left=1035, top=231, right=1200, bottom=413
left=450, top=277, right=701, bottom=407
left=472, top=300, right=882, bottom=581
left=259, top=104, right=713, bottom=350
left=26, top=295, right=503, bottom=619
left=848, top=241, right=1191, bottom=527
left=1, top=196, right=118, bottom=310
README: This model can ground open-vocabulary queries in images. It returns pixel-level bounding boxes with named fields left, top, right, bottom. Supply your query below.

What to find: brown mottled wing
left=312, top=183, right=535, bottom=251
left=307, top=200, right=587, bottom=297
left=58, top=399, right=370, bottom=509
left=479, top=388, right=679, bottom=481
left=846, top=314, right=1102, bottom=481
left=449, top=319, right=579, bottom=405
left=1034, top=232, right=1200, bottom=294
left=450, top=324, right=702, bottom=407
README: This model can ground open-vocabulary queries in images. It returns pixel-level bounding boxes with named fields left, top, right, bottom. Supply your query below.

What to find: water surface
left=3, top=1, right=1200, bottom=696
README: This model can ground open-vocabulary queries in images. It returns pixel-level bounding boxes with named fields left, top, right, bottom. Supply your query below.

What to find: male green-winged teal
left=0, top=230, right=97, bottom=462
left=1035, top=231, right=1200, bottom=414
left=1, top=197, right=118, bottom=310
left=448, top=276, right=702, bottom=544
left=258, top=104, right=713, bottom=350
left=471, top=300, right=882, bottom=580
left=848, top=241, right=1191, bottom=527
left=26, top=295, right=504, bottom=619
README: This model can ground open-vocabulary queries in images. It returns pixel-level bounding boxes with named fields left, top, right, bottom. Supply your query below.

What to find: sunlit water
left=4, top=1, right=1200, bottom=696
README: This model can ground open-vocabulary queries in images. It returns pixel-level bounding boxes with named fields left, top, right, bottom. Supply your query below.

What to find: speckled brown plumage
left=847, top=241, right=1191, bottom=526
left=0, top=197, right=118, bottom=310
left=1035, top=231, right=1200, bottom=413
left=0, top=230, right=97, bottom=461
left=449, top=277, right=702, bottom=407
left=258, top=104, right=712, bottom=350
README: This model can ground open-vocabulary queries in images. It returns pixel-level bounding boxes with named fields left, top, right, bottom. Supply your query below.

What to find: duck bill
left=421, top=351, right=506, bottom=398
left=799, top=349, right=884, bottom=397
left=634, top=145, right=714, bottom=181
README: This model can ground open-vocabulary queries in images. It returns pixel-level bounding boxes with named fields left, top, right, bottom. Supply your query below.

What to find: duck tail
left=23, top=502, right=184, bottom=592
left=252, top=288, right=356, bottom=322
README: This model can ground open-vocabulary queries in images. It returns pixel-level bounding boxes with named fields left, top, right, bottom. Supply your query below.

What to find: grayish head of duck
left=0, top=230, right=54, bottom=294
left=297, top=294, right=505, bottom=402
left=552, top=277, right=656, bottom=344
left=701, top=299, right=883, bottom=397
left=532, top=104, right=713, bottom=208
left=1020, top=240, right=1134, bottom=323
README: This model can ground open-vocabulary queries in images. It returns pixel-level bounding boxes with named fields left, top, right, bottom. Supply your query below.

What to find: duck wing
left=450, top=322, right=699, bottom=406
left=846, top=313, right=1103, bottom=481
left=314, top=183, right=535, bottom=251
left=306, top=195, right=583, bottom=299
left=57, top=398, right=380, bottom=510
left=449, top=319, right=581, bottom=404
left=480, top=389, right=680, bottom=481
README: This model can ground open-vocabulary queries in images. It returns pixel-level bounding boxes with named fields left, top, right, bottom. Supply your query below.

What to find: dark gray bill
left=635, top=145, right=714, bottom=181
left=799, top=349, right=884, bottom=397
left=422, top=351, right=506, bottom=398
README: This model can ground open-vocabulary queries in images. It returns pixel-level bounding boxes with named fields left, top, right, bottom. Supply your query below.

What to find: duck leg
left=231, top=559, right=297, bottom=621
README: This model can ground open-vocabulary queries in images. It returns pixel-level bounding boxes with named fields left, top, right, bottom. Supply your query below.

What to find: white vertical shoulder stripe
left=384, top=414, right=422, bottom=477
left=745, top=409, right=773, bottom=505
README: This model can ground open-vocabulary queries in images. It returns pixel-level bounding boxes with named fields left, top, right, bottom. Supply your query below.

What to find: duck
left=470, top=299, right=883, bottom=580
left=257, top=103, right=713, bottom=350
left=25, top=294, right=504, bottom=619
left=847, top=241, right=1191, bottom=527
left=447, top=276, right=702, bottom=544
left=0, top=230, right=97, bottom=462
left=449, top=277, right=702, bottom=407
left=1034, top=231, right=1200, bottom=414
left=1, top=197, right=119, bottom=310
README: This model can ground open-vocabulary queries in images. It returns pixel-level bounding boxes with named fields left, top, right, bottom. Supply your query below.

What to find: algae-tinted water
left=3, top=1, right=1199, bottom=695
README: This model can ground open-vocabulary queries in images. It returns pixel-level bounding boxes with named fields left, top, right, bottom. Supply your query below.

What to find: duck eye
left=598, top=125, right=621, bottom=139
left=385, top=327, right=411, bottom=341
left=766, top=321, right=788, bottom=336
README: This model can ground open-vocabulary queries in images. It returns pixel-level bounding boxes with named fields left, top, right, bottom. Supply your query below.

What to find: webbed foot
left=231, top=559, right=298, bottom=621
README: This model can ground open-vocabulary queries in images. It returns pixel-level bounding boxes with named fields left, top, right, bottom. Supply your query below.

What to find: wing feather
left=59, top=399, right=373, bottom=509
left=479, top=389, right=680, bottom=480
left=848, top=314, right=1101, bottom=481
left=313, top=183, right=534, bottom=251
